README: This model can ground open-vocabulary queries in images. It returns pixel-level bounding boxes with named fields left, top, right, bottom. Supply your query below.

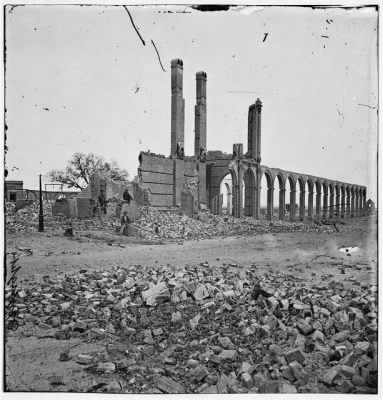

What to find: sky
left=4, top=5, right=378, bottom=200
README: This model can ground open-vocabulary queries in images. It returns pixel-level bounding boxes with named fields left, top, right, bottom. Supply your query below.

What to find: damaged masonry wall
left=53, top=175, right=134, bottom=218
left=136, top=153, right=202, bottom=208
left=134, top=59, right=207, bottom=210
left=134, top=58, right=367, bottom=219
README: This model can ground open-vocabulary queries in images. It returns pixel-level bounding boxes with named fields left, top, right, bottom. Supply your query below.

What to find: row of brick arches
left=210, top=161, right=367, bottom=220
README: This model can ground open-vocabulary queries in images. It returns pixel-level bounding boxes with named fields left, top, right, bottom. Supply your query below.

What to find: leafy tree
left=48, top=152, right=129, bottom=190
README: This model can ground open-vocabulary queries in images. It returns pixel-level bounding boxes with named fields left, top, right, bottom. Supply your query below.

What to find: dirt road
left=4, top=215, right=378, bottom=393
left=6, top=216, right=377, bottom=285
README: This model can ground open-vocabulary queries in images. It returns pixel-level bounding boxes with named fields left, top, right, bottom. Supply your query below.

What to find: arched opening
left=345, top=187, right=351, bottom=217
left=362, top=189, right=367, bottom=215
left=260, top=170, right=273, bottom=220
left=285, top=176, right=297, bottom=221
left=220, top=174, right=233, bottom=216
left=216, top=169, right=238, bottom=216
left=340, top=185, right=346, bottom=218
left=350, top=187, right=355, bottom=217
left=314, top=181, right=322, bottom=220
left=328, top=184, right=334, bottom=219
left=243, top=168, right=256, bottom=217
left=335, top=185, right=340, bottom=218
left=297, top=177, right=306, bottom=221
left=354, top=188, right=359, bottom=217
left=260, top=174, right=267, bottom=217
left=306, top=180, right=314, bottom=220
left=322, top=182, right=328, bottom=219
left=356, top=188, right=361, bottom=216
left=274, top=174, right=285, bottom=220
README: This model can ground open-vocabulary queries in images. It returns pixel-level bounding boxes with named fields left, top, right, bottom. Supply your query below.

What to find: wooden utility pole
left=38, top=174, right=44, bottom=232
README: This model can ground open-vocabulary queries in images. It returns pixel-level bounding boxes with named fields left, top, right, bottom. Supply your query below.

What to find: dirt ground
left=4, top=215, right=378, bottom=392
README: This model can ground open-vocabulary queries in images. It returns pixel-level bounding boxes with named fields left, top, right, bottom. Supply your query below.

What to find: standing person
left=120, top=211, right=130, bottom=235
left=123, top=188, right=133, bottom=204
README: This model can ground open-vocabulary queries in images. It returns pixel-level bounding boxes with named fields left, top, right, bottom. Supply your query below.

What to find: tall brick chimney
left=170, top=59, right=185, bottom=158
left=247, top=98, right=262, bottom=163
left=194, top=71, right=207, bottom=159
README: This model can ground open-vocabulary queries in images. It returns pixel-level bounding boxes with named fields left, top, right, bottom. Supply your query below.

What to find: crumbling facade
left=137, top=59, right=207, bottom=214
left=136, top=58, right=367, bottom=219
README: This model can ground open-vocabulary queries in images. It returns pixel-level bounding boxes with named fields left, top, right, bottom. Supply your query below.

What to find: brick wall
left=139, top=154, right=175, bottom=207
left=52, top=197, right=93, bottom=218
left=132, top=182, right=151, bottom=205
left=76, top=198, right=93, bottom=218
left=52, top=198, right=78, bottom=217
left=137, top=153, right=206, bottom=209
left=181, top=191, right=195, bottom=217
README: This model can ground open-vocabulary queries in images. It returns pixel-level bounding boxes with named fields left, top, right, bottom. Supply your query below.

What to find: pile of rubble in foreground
left=133, top=207, right=335, bottom=240
left=6, top=202, right=335, bottom=240
left=6, top=263, right=377, bottom=394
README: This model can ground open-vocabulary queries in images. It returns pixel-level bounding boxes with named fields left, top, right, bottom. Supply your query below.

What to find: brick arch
left=274, top=173, right=286, bottom=220
left=350, top=186, right=356, bottom=217
left=353, top=186, right=358, bottom=217
left=261, top=168, right=274, bottom=188
left=243, top=167, right=256, bottom=217
left=321, top=181, right=329, bottom=219
left=213, top=167, right=239, bottom=217
left=333, top=184, right=341, bottom=217
left=341, top=184, right=346, bottom=217
left=305, top=178, right=315, bottom=220
left=328, top=182, right=334, bottom=195
left=306, top=178, right=314, bottom=193
left=285, top=175, right=297, bottom=221
left=286, top=174, right=297, bottom=190
left=260, top=168, right=274, bottom=220
left=274, top=173, right=286, bottom=190
left=322, top=181, right=329, bottom=194
left=356, top=187, right=363, bottom=216
left=362, top=188, right=367, bottom=215
left=313, top=179, right=322, bottom=219
left=345, top=185, right=351, bottom=216
left=297, top=176, right=306, bottom=192
left=314, top=179, right=322, bottom=193
left=327, top=183, right=335, bottom=218
left=297, top=176, right=306, bottom=221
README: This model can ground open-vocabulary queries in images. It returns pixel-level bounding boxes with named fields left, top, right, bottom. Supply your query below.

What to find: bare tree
left=48, top=152, right=129, bottom=190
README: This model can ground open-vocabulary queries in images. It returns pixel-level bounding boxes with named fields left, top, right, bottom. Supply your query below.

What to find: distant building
left=366, top=199, right=376, bottom=215
left=5, top=180, right=24, bottom=202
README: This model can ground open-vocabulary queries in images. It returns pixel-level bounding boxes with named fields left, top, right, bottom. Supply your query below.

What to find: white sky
left=4, top=5, right=378, bottom=200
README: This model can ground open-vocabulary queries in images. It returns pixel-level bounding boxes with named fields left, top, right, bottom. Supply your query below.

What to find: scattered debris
left=5, top=201, right=336, bottom=240
left=5, top=260, right=377, bottom=394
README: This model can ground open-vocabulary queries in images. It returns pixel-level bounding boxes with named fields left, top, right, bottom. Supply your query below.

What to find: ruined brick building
left=134, top=58, right=367, bottom=220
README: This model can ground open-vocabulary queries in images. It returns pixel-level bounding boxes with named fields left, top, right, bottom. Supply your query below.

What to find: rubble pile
left=6, top=201, right=334, bottom=239
left=5, top=201, right=48, bottom=233
left=6, top=263, right=377, bottom=394
left=5, top=201, right=120, bottom=233
left=134, top=207, right=335, bottom=240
